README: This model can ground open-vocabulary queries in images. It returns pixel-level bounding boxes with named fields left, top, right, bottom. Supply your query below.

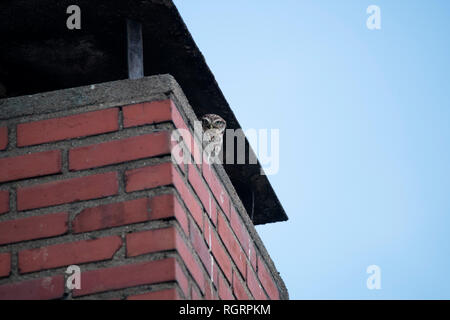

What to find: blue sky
left=173, top=0, right=450, bottom=299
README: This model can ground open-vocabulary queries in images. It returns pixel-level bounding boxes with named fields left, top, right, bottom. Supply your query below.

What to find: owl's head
left=201, top=114, right=226, bottom=134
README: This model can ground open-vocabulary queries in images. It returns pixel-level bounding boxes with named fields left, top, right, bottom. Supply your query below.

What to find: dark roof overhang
left=0, top=0, right=288, bottom=225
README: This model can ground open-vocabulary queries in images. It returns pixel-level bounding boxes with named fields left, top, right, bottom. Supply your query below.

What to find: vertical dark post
left=126, top=19, right=144, bottom=79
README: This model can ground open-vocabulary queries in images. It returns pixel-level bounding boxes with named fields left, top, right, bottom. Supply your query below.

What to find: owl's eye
left=202, top=118, right=210, bottom=127
left=214, top=120, right=225, bottom=128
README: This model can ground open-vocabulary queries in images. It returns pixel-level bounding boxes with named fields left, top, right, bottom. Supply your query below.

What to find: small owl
left=201, top=114, right=226, bottom=162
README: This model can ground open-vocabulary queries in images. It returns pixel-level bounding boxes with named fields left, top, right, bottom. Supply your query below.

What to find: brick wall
left=0, top=79, right=287, bottom=300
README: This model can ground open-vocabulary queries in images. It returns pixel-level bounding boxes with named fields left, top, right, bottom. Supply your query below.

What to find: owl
left=201, top=114, right=226, bottom=163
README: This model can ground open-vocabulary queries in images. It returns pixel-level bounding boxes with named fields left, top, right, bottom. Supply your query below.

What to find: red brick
left=190, top=223, right=210, bottom=274
left=149, top=194, right=189, bottom=236
left=173, top=167, right=203, bottom=230
left=218, top=273, right=234, bottom=300
left=126, top=227, right=176, bottom=257
left=17, top=108, right=119, bottom=146
left=175, top=262, right=190, bottom=297
left=210, top=204, right=218, bottom=226
left=204, top=281, right=219, bottom=300
left=188, top=163, right=214, bottom=219
left=205, top=220, right=232, bottom=282
left=72, top=198, right=150, bottom=233
left=176, top=232, right=206, bottom=294
left=218, top=213, right=246, bottom=279
left=126, top=163, right=199, bottom=231
left=123, top=100, right=173, bottom=128
left=17, top=172, right=118, bottom=211
left=170, top=133, right=187, bottom=174
left=0, top=212, right=68, bottom=245
left=127, top=288, right=180, bottom=300
left=72, top=195, right=188, bottom=236
left=73, top=258, right=178, bottom=297
left=0, top=190, right=9, bottom=215
left=248, top=266, right=267, bottom=300
left=257, top=257, right=279, bottom=300
left=191, top=287, right=203, bottom=300
left=171, top=106, right=202, bottom=166
left=232, top=271, right=251, bottom=300
left=0, top=276, right=64, bottom=300
left=230, top=206, right=250, bottom=254
left=172, top=195, right=189, bottom=236
left=203, top=255, right=219, bottom=289
left=203, top=162, right=230, bottom=219
left=148, top=193, right=174, bottom=220
left=212, top=256, right=219, bottom=287
left=0, top=127, right=7, bottom=150
left=19, top=236, right=122, bottom=274
left=0, top=150, right=61, bottom=183
left=125, top=162, right=172, bottom=192
left=0, top=253, right=11, bottom=278
left=69, top=132, right=170, bottom=170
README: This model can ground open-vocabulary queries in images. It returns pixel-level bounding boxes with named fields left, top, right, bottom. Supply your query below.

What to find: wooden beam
left=126, top=19, right=144, bottom=79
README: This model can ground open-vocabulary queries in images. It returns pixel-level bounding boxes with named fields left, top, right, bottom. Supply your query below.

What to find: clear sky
left=173, top=0, right=450, bottom=299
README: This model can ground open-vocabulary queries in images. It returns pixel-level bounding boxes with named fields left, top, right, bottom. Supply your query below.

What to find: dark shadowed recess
left=0, top=0, right=288, bottom=225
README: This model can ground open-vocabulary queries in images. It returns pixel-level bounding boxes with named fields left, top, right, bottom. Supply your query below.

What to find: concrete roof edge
left=0, top=74, right=173, bottom=120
